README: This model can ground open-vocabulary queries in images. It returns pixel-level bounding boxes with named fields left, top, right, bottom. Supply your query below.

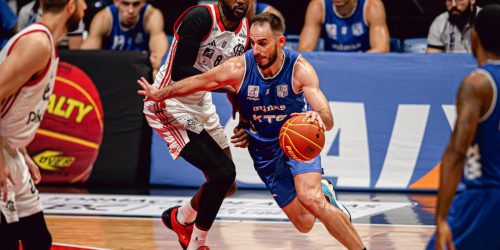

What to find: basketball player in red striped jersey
left=0, top=0, right=86, bottom=249
left=143, top=1, right=250, bottom=249
left=139, top=13, right=366, bottom=250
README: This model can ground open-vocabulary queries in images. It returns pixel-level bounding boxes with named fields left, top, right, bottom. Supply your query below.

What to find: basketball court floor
left=39, top=186, right=437, bottom=249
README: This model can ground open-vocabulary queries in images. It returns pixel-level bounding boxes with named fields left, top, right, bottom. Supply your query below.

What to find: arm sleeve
left=427, top=15, right=445, bottom=50
left=171, top=6, right=212, bottom=81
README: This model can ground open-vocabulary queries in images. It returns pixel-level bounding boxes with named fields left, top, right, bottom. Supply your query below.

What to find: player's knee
left=207, top=162, right=236, bottom=191
left=225, top=181, right=237, bottom=198
left=292, top=219, right=314, bottom=233
left=297, top=190, right=324, bottom=213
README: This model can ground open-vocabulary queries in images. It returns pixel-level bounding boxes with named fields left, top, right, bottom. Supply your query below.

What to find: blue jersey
left=462, top=62, right=500, bottom=188
left=238, top=50, right=322, bottom=208
left=255, top=2, right=270, bottom=14
left=238, top=49, right=310, bottom=141
left=322, top=0, right=370, bottom=52
left=105, top=3, right=150, bottom=51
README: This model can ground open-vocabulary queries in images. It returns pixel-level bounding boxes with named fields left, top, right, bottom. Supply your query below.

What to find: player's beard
left=66, top=2, right=82, bottom=33
left=221, top=0, right=247, bottom=22
left=448, top=2, right=473, bottom=31
left=257, top=45, right=278, bottom=70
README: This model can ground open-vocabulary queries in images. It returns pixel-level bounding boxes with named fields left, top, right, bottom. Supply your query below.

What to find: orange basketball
left=279, top=114, right=325, bottom=162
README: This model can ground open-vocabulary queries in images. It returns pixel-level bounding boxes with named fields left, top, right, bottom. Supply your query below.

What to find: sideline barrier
left=150, top=53, right=476, bottom=191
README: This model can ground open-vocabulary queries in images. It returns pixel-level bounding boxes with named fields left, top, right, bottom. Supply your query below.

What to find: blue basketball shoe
left=321, top=179, right=352, bottom=222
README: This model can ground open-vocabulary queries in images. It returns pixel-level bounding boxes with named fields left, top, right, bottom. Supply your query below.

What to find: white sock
left=177, top=201, right=197, bottom=225
left=186, top=225, right=208, bottom=250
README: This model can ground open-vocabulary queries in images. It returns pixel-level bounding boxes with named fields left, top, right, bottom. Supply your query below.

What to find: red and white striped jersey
left=0, top=23, right=58, bottom=148
left=153, top=3, right=249, bottom=107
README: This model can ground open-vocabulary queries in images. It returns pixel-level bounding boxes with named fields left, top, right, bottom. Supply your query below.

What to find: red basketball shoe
left=162, top=206, right=194, bottom=249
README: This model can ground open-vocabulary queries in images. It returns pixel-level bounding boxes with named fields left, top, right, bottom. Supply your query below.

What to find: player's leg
left=18, top=211, right=52, bottom=250
left=281, top=197, right=317, bottom=233
left=294, top=172, right=364, bottom=249
left=0, top=147, right=52, bottom=250
left=0, top=212, right=20, bottom=250
left=179, top=130, right=236, bottom=249
left=188, top=147, right=236, bottom=213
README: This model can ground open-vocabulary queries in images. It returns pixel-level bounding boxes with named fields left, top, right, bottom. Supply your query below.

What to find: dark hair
left=475, top=4, right=500, bottom=55
left=249, top=12, right=284, bottom=34
left=41, top=0, right=71, bottom=13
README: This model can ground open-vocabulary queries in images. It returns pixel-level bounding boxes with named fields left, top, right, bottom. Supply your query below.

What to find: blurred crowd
left=0, top=0, right=489, bottom=56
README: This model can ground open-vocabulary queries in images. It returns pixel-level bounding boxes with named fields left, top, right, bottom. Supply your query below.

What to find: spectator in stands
left=0, top=0, right=17, bottom=49
left=81, top=0, right=168, bottom=75
left=246, top=0, right=285, bottom=29
left=299, top=0, right=389, bottom=52
left=17, top=0, right=85, bottom=49
left=426, top=0, right=480, bottom=53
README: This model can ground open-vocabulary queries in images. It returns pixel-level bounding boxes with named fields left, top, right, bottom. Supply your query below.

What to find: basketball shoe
left=162, top=206, right=194, bottom=249
left=321, top=179, right=352, bottom=222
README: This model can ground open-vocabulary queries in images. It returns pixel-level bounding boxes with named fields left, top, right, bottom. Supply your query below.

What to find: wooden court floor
left=46, top=216, right=434, bottom=250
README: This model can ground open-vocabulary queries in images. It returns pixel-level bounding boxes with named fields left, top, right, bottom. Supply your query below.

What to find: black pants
left=180, top=130, right=236, bottom=230
left=0, top=211, right=52, bottom=250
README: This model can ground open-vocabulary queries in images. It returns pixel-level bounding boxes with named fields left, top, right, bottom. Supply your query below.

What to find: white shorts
left=144, top=97, right=228, bottom=160
left=0, top=145, right=42, bottom=224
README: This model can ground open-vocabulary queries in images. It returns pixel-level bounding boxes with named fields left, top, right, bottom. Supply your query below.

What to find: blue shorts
left=426, top=188, right=500, bottom=250
left=248, top=139, right=323, bottom=208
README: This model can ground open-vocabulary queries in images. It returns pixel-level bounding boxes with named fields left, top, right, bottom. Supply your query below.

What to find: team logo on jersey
left=247, top=85, right=260, bottom=100
left=276, top=85, right=288, bottom=98
left=352, top=23, right=364, bottom=36
left=325, top=23, right=337, bottom=39
left=233, top=44, right=245, bottom=56
left=203, top=48, right=215, bottom=59
left=135, top=33, right=144, bottom=44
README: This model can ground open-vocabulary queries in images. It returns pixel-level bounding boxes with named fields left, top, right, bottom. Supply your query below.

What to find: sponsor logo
left=6, top=200, right=16, bottom=212
left=208, top=40, right=216, bottom=47
left=27, top=109, right=43, bottom=125
left=247, top=85, right=259, bottom=100
left=341, top=26, right=348, bottom=35
left=252, top=105, right=286, bottom=112
left=202, top=48, right=215, bottom=59
left=252, top=114, right=288, bottom=123
left=33, top=150, right=75, bottom=171
left=46, top=94, right=94, bottom=123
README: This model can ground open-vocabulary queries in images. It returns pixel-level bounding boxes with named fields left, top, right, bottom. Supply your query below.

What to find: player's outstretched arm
left=293, top=57, right=333, bottom=131
left=434, top=72, right=492, bottom=250
left=137, top=56, right=245, bottom=101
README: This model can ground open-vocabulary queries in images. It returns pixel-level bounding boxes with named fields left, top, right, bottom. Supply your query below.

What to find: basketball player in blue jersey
left=427, top=5, right=500, bottom=250
left=299, top=0, right=389, bottom=52
left=138, top=13, right=366, bottom=249
left=81, top=0, right=167, bottom=75
left=0, top=0, right=86, bottom=248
